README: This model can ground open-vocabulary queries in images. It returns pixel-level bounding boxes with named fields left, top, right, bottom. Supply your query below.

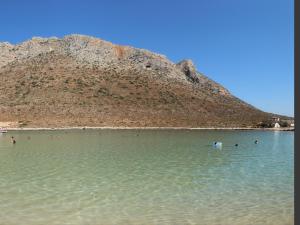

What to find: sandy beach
left=3, top=126, right=294, bottom=131
left=0, top=121, right=294, bottom=131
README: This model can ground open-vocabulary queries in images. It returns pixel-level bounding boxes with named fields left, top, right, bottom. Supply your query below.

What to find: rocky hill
left=0, top=35, right=286, bottom=128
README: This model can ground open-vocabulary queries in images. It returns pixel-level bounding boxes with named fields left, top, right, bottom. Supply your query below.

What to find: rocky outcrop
left=176, top=59, right=200, bottom=83
left=0, top=34, right=276, bottom=127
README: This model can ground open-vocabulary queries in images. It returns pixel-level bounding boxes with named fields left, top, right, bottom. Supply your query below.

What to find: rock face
left=0, top=34, right=280, bottom=127
left=176, top=60, right=200, bottom=83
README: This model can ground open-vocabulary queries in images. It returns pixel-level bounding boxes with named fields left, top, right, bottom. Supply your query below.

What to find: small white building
left=274, top=122, right=281, bottom=128
left=291, top=123, right=294, bottom=127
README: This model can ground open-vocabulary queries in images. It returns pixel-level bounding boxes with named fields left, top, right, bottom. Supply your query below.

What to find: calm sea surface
left=0, top=130, right=294, bottom=225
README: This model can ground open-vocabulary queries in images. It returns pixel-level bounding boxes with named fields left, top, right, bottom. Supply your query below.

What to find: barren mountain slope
left=0, top=35, right=279, bottom=127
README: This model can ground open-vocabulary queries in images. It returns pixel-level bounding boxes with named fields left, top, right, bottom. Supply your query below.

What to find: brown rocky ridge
left=0, top=35, right=290, bottom=128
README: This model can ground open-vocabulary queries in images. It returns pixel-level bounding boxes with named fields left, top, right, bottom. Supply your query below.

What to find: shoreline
left=3, top=126, right=294, bottom=131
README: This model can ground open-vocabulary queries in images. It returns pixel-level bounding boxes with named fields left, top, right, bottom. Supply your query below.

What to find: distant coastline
left=4, top=126, right=294, bottom=131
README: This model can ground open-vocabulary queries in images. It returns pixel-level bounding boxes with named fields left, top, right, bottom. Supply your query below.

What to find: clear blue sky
left=0, top=0, right=294, bottom=116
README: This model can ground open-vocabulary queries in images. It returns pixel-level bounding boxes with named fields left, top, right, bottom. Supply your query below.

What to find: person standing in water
left=11, top=136, right=16, bottom=144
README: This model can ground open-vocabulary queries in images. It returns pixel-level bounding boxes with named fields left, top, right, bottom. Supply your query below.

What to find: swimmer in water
left=254, top=140, right=258, bottom=144
left=235, top=144, right=238, bottom=147
left=213, top=142, right=222, bottom=148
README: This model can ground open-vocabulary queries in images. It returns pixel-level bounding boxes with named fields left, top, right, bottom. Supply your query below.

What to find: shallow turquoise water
left=0, top=130, right=294, bottom=225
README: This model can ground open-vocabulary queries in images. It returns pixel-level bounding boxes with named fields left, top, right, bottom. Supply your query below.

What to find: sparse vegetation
left=280, top=121, right=289, bottom=127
